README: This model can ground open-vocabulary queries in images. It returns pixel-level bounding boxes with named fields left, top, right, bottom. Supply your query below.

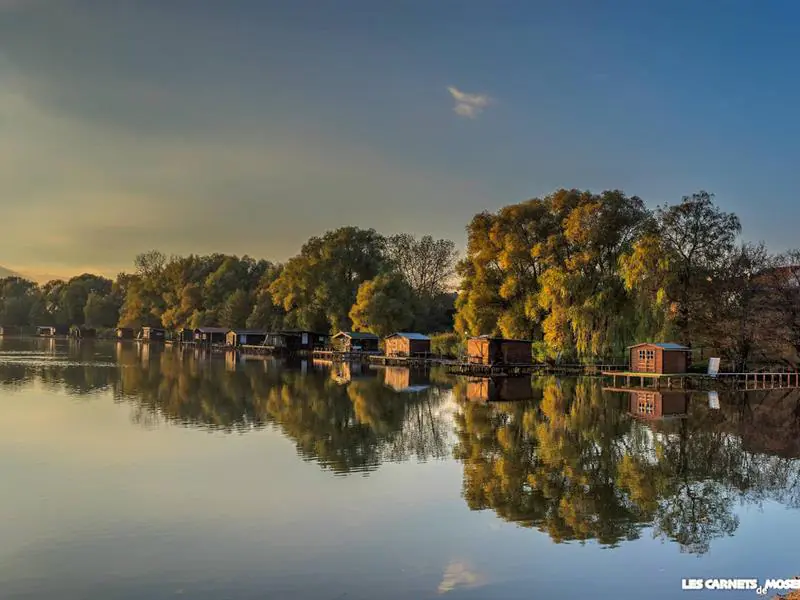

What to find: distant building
left=140, top=327, right=166, bottom=341
left=36, top=325, right=69, bottom=337
left=69, top=326, right=96, bottom=339
left=116, top=327, right=134, bottom=340
left=193, top=327, right=228, bottom=345
left=174, top=328, right=194, bottom=343
left=467, top=336, right=532, bottom=366
left=384, top=332, right=431, bottom=357
left=280, top=330, right=330, bottom=351
left=628, top=342, right=691, bottom=374
left=331, top=331, right=380, bottom=353
left=226, top=329, right=268, bottom=347
left=0, top=325, right=20, bottom=336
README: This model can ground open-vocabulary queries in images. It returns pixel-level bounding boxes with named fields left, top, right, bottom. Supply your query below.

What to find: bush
left=430, top=332, right=464, bottom=358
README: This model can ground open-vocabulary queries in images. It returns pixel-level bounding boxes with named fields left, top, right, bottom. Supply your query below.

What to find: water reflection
left=3, top=338, right=800, bottom=559
left=452, top=377, right=800, bottom=555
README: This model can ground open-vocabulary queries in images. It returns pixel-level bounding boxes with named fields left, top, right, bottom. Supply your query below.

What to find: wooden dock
left=603, top=370, right=800, bottom=391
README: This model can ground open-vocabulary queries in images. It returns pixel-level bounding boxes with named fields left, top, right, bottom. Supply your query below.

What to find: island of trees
left=2, top=188, right=800, bottom=369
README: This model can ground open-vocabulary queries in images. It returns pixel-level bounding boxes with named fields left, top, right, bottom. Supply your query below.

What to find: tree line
left=1, top=188, right=799, bottom=367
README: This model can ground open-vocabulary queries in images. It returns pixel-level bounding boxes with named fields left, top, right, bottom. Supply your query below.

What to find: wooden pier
left=603, top=370, right=800, bottom=391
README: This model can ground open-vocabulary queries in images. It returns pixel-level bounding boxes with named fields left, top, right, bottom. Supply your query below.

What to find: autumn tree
left=349, top=273, right=414, bottom=338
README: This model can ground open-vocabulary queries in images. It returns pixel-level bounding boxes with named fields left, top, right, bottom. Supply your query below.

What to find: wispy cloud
left=437, top=560, right=487, bottom=594
left=447, top=86, right=492, bottom=119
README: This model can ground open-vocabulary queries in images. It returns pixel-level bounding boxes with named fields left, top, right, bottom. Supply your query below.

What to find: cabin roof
left=195, top=327, right=229, bottom=334
left=333, top=331, right=380, bottom=340
left=470, top=335, right=533, bottom=343
left=228, top=329, right=268, bottom=335
left=280, top=329, right=329, bottom=336
left=627, top=342, right=690, bottom=350
left=386, top=332, right=430, bottom=341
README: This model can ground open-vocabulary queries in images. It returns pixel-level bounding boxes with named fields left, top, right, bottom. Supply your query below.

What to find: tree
left=84, top=291, right=122, bottom=328
left=349, top=274, right=414, bottom=338
left=220, top=289, right=252, bottom=329
left=386, top=234, right=458, bottom=298
left=271, top=227, right=388, bottom=332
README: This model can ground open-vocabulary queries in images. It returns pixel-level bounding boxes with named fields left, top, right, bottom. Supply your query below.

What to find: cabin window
left=639, top=349, right=655, bottom=360
left=638, top=393, right=655, bottom=414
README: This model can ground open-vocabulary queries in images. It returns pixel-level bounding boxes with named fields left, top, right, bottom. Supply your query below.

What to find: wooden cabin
left=280, top=330, right=330, bottom=351
left=116, top=327, right=134, bottom=340
left=37, top=325, right=69, bottom=337
left=467, top=336, right=532, bottom=366
left=226, top=329, right=268, bottom=347
left=384, top=332, right=431, bottom=357
left=140, top=327, right=166, bottom=341
left=628, top=342, right=691, bottom=374
left=69, top=326, right=96, bottom=339
left=194, top=327, right=228, bottom=345
left=466, top=376, right=535, bottom=402
left=332, top=331, right=380, bottom=353
left=628, top=390, right=689, bottom=420
left=0, top=325, right=20, bottom=336
left=174, top=328, right=194, bottom=343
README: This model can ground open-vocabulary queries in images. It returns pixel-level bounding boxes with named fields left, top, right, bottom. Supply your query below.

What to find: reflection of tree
left=453, top=378, right=800, bottom=554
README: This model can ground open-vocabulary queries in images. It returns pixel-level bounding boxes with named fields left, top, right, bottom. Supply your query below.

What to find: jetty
left=603, top=370, right=800, bottom=391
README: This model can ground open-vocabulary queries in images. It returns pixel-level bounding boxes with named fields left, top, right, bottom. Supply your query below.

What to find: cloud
left=437, top=560, right=487, bottom=594
left=447, top=86, right=492, bottom=119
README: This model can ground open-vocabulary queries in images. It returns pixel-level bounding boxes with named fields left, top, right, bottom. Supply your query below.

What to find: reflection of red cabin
left=467, top=377, right=534, bottom=402
left=628, top=342, right=690, bottom=374
left=467, top=336, right=532, bottom=365
left=629, top=391, right=689, bottom=420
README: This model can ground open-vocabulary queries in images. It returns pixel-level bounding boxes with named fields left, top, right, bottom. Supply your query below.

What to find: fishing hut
left=384, top=332, right=431, bottom=357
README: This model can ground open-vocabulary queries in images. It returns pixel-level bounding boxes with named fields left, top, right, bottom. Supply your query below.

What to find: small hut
left=384, top=332, right=431, bottom=357
left=628, top=390, right=689, bottom=420
left=0, top=325, right=20, bottom=336
left=37, top=325, right=69, bottom=337
left=226, top=329, right=268, bottom=347
left=628, top=342, right=691, bottom=374
left=174, top=328, right=195, bottom=343
left=140, top=327, right=166, bottom=341
left=467, top=336, right=532, bottom=366
left=194, top=327, right=228, bottom=345
left=332, top=331, right=380, bottom=353
left=69, top=326, right=96, bottom=339
left=116, top=327, right=134, bottom=340
left=280, top=330, right=330, bottom=351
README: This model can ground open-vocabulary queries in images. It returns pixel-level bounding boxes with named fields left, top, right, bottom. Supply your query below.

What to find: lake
left=1, top=337, right=798, bottom=600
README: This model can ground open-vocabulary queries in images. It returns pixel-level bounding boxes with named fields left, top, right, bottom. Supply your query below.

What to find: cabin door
left=642, top=349, right=656, bottom=372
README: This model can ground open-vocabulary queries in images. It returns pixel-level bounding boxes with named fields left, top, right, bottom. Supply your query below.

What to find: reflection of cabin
left=69, top=326, right=96, bottom=339
left=467, top=336, right=532, bottom=366
left=116, top=327, right=134, bottom=339
left=467, top=376, right=535, bottom=402
left=37, top=325, right=69, bottom=337
left=226, top=329, right=268, bottom=347
left=174, top=327, right=194, bottom=343
left=0, top=325, right=20, bottom=336
left=628, top=342, right=691, bottom=374
left=332, top=331, right=380, bottom=353
left=280, top=330, right=330, bottom=351
left=331, top=361, right=376, bottom=384
left=140, top=327, right=166, bottom=341
left=628, top=390, right=689, bottom=420
left=193, top=327, right=228, bottom=344
left=383, top=366, right=431, bottom=392
left=385, top=332, right=431, bottom=357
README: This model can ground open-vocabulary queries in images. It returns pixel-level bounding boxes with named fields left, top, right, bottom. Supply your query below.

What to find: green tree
left=220, top=289, right=252, bottom=329
left=84, top=291, right=122, bottom=328
left=349, top=274, right=414, bottom=338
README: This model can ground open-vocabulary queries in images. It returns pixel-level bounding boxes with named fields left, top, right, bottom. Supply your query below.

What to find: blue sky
left=1, top=0, right=798, bottom=279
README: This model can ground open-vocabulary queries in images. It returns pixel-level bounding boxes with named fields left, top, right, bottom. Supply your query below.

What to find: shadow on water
left=3, top=337, right=800, bottom=556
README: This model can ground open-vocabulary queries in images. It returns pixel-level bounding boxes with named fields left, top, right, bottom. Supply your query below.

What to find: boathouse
left=140, top=327, right=166, bottom=341
left=280, top=330, right=330, bottom=351
left=332, top=331, right=380, bottom=353
left=69, top=326, right=96, bottom=339
left=384, top=332, right=431, bottom=357
left=628, top=390, right=689, bottom=420
left=226, top=329, right=268, bottom=347
left=37, top=325, right=69, bottom=337
left=467, top=336, right=532, bottom=366
left=116, top=327, right=134, bottom=339
left=174, top=328, right=194, bottom=343
left=0, top=325, right=20, bottom=336
left=194, top=327, right=228, bottom=345
left=628, top=342, right=691, bottom=374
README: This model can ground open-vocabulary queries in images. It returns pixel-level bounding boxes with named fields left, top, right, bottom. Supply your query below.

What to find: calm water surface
left=1, top=337, right=798, bottom=599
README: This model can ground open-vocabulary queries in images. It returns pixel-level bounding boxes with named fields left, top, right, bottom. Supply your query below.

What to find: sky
left=2, top=0, right=800, bottom=281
